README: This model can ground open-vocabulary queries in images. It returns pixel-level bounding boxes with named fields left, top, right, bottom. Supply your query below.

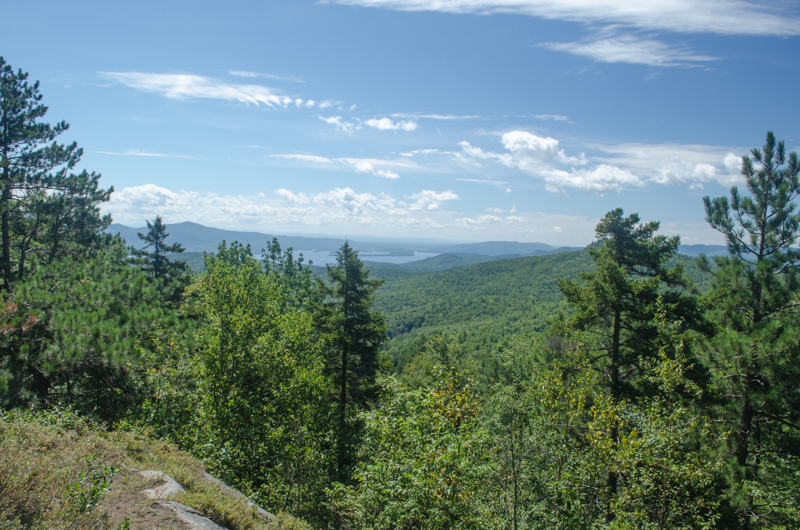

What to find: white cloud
left=408, top=190, right=459, bottom=211
left=228, top=70, right=306, bottom=83
left=542, top=165, right=643, bottom=195
left=592, top=143, right=746, bottom=186
left=105, top=185, right=608, bottom=244
left=365, top=117, right=418, bottom=131
left=652, top=156, right=720, bottom=185
left=102, top=72, right=317, bottom=107
left=461, top=131, right=635, bottom=194
left=724, top=152, right=743, bottom=177
left=375, top=169, right=401, bottom=179
left=95, top=149, right=197, bottom=159
left=534, top=114, right=570, bottom=121
left=319, top=115, right=362, bottom=134
left=352, top=160, right=401, bottom=179
left=272, top=153, right=334, bottom=164
left=459, top=141, right=515, bottom=166
left=272, top=153, right=416, bottom=178
left=541, top=34, right=717, bottom=67
left=503, top=131, right=588, bottom=166
left=328, top=0, right=800, bottom=36
left=312, top=187, right=395, bottom=214
left=391, top=112, right=481, bottom=120
left=456, top=214, right=528, bottom=228
left=273, top=188, right=310, bottom=204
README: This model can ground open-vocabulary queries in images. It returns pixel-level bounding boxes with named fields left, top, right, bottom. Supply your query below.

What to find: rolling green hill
left=370, top=250, right=713, bottom=371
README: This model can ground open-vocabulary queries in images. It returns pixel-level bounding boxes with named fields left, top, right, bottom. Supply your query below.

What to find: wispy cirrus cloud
left=228, top=70, right=306, bottom=83
left=327, top=0, right=800, bottom=36
left=319, top=115, right=362, bottom=134
left=391, top=112, right=482, bottom=120
left=534, top=114, right=570, bottom=121
left=95, top=149, right=198, bottom=159
left=102, top=72, right=318, bottom=107
left=272, top=153, right=417, bottom=179
left=540, top=34, right=718, bottom=67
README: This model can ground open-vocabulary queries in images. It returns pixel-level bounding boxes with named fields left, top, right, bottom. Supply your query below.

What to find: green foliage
left=556, top=209, right=707, bottom=402
left=314, top=242, right=386, bottom=481
left=0, top=57, right=111, bottom=289
left=65, top=453, right=117, bottom=514
left=702, top=131, right=800, bottom=529
left=0, top=245, right=180, bottom=422
left=129, top=215, right=192, bottom=306
left=144, top=255, right=332, bottom=522
left=335, top=373, right=500, bottom=530
left=262, top=237, right=320, bottom=313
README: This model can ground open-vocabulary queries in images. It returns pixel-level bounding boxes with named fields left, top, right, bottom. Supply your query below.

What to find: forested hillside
left=3, top=59, right=800, bottom=530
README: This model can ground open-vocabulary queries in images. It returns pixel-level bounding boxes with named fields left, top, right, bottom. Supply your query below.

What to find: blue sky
left=4, top=0, right=799, bottom=245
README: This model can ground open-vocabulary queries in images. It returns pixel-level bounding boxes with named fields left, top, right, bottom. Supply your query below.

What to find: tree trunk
left=606, top=307, right=622, bottom=524
left=338, top=341, right=348, bottom=481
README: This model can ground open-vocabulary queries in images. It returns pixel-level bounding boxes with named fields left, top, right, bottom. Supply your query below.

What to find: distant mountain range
left=107, top=221, right=728, bottom=260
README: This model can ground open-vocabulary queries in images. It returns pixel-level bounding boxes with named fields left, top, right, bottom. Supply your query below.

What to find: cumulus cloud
left=459, top=132, right=749, bottom=193
left=541, top=34, right=717, bottom=67
left=407, top=190, right=459, bottom=211
left=592, top=143, right=746, bottom=187
left=312, top=187, right=396, bottom=214
left=328, top=0, right=800, bottom=37
left=542, top=165, right=643, bottom=195
left=724, top=152, right=743, bottom=176
left=365, top=117, right=418, bottom=131
left=102, top=72, right=318, bottom=107
left=652, top=156, right=719, bottom=186
left=273, top=188, right=310, bottom=204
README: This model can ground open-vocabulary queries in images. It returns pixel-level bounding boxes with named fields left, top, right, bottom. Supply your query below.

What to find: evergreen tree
left=702, top=131, right=800, bottom=529
left=131, top=216, right=186, bottom=279
left=262, top=237, right=319, bottom=312
left=0, top=242, right=178, bottom=421
left=130, top=216, right=190, bottom=305
left=0, top=57, right=87, bottom=289
left=556, top=208, right=706, bottom=522
left=314, top=241, right=386, bottom=481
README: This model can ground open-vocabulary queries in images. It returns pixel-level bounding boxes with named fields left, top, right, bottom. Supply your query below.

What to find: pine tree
left=130, top=216, right=190, bottom=305
left=314, top=241, right=386, bottom=481
left=0, top=57, right=85, bottom=289
left=132, top=216, right=185, bottom=279
left=556, top=208, right=706, bottom=522
left=702, top=131, right=800, bottom=529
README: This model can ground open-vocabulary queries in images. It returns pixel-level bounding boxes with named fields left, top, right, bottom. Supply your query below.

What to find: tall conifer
left=702, top=131, right=800, bottom=529
left=314, top=242, right=386, bottom=481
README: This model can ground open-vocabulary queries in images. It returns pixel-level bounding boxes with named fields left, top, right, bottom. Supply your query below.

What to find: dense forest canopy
left=3, top=58, right=800, bottom=530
